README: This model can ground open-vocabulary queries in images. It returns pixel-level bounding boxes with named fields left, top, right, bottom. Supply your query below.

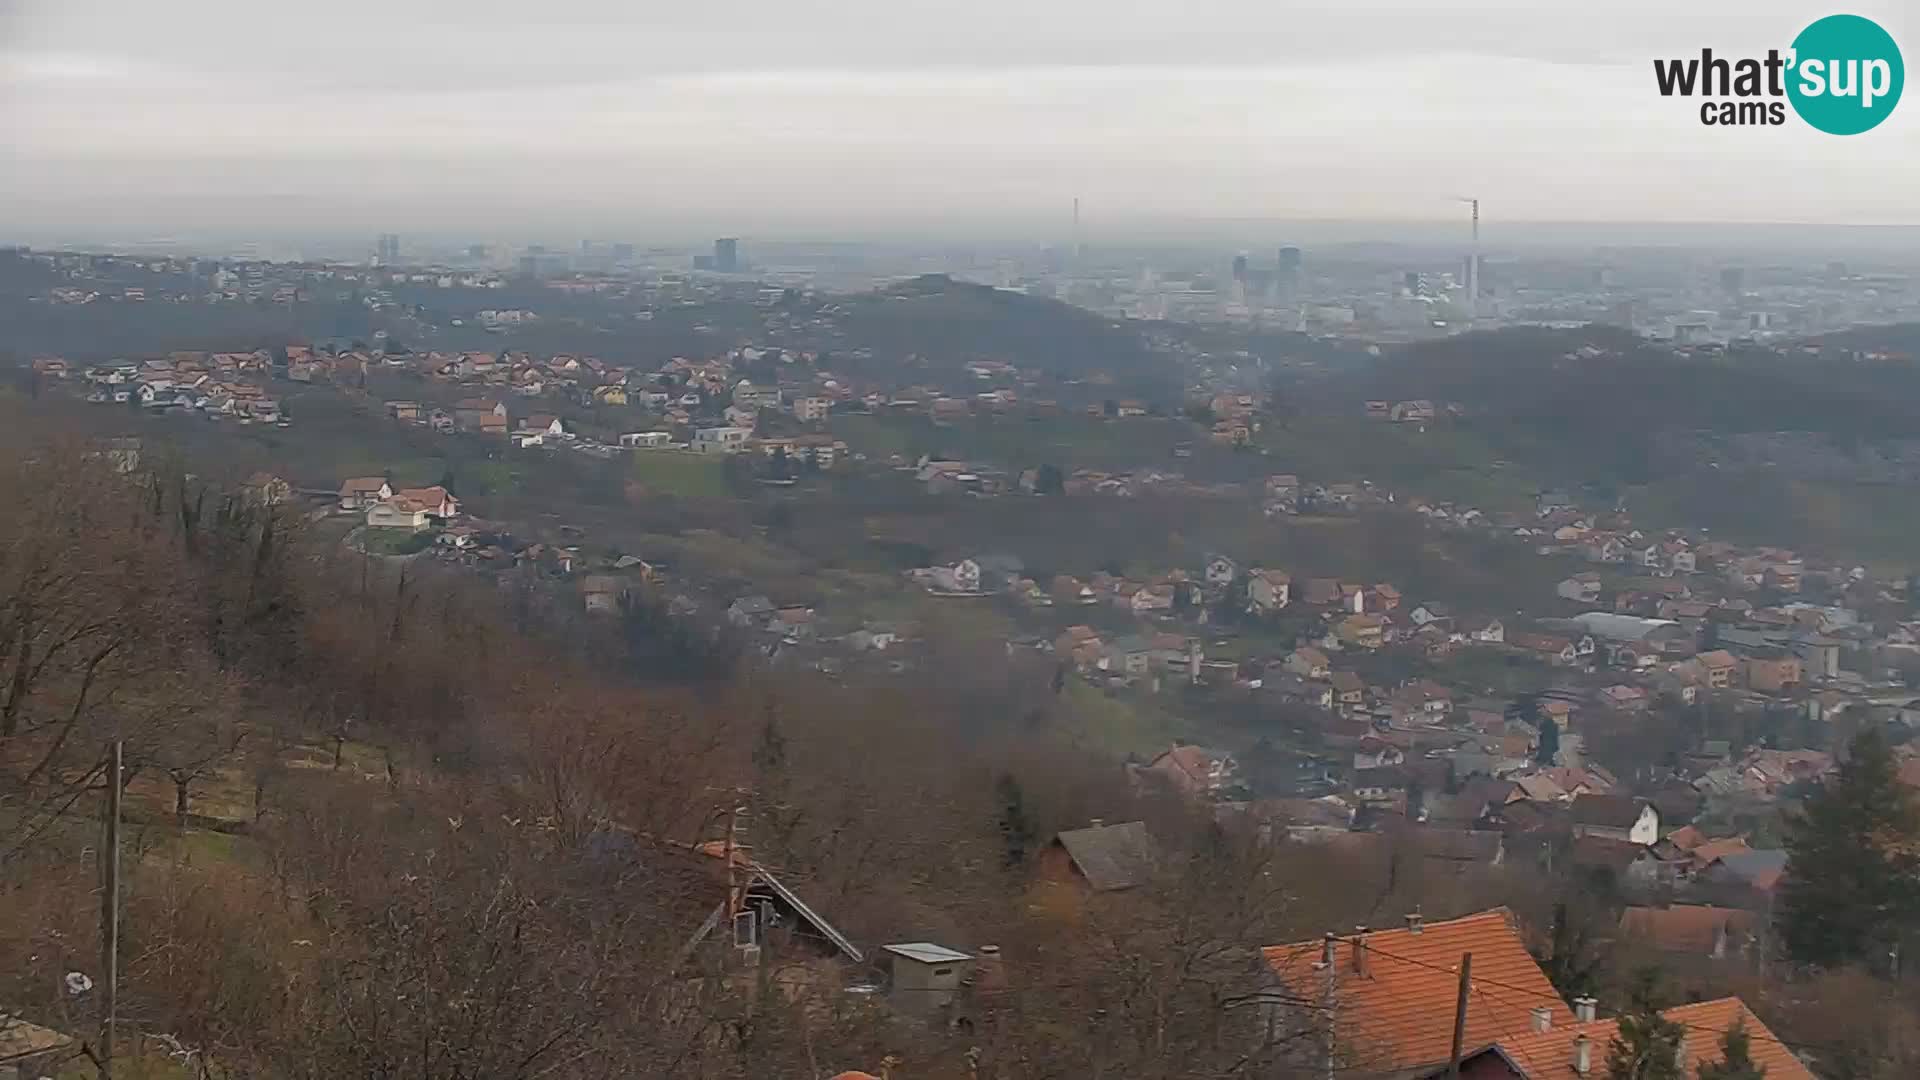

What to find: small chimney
left=1530, top=1006, right=1552, bottom=1033
left=1572, top=1034, right=1591, bottom=1076
left=1321, top=932, right=1337, bottom=966
left=1088, top=818, right=1104, bottom=829
left=1574, top=996, right=1597, bottom=1023
left=1405, top=911, right=1425, bottom=935
left=975, top=944, right=1008, bottom=997
left=1351, top=926, right=1368, bottom=976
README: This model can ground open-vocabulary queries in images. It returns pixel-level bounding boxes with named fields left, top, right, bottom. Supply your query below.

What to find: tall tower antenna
left=1072, top=196, right=1082, bottom=262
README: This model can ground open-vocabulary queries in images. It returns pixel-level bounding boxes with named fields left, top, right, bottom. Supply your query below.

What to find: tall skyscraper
left=1276, top=246, right=1303, bottom=301
left=376, top=233, right=400, bottom=265
left=1231, top=254, right=1249, bottom=282
left=715, top=237, right=739, bottom=273
left=1719, top=266, right=1745, bottom=296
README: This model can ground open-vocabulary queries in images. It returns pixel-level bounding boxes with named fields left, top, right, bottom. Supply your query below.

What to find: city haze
left=4, top=0, right=1919, bottom=247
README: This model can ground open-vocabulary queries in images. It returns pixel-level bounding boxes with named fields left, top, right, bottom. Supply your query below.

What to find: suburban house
left=367, top=495, right=432, bottom=531
left=1286, top=647, right=1332, bottom=680
left=1617, top=904, right=1758, bottom=960
left=1696, top=649, right=1741, bottom=689
left=1353, top=736, right=1406, bottom=771
left=1556, top=573, right=1603, bottom=603
left=1335, top=614, right=1386, bottom=650
left=620, top=431, right=675, bottom=448
left=1509, top=633, right=1580, bottom=666
left=1449, top=998, right=1811, bottom=1080
left=1247, top=569, right=1292, bottom=613
left=393, top=485, right=460, bottom=518
left=693, top=426, right=754, bottom=454
left=1140, top=744, right=1239, bottom=799
left=1205, top=555, right=1240, bottom=586
left=1264, top=909, right=1810, bottom=1080
left=727, top=595, right=776, bottom=627
left=519, top=413, right=567, bottom=438
left=579, top=575, right=630, bottom=614
left=338, top=476, right=393, bottom=511
left=1744, top=651, right=1803, bottom=694
left=454, top=397, right=509, bottom=435
left=1263, top=910, right=1573, bottom=1078
left=1035, top=821, right=1157, bottom=894
left=1463, top=617, right=1506, bottom=644
left=1329, top=671, right=1367, bottom=710
left=1568, top=795, right=1659, bottom=844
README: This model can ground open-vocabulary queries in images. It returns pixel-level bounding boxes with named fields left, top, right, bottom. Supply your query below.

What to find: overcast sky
left=2, top=0, right=1918, bottom=244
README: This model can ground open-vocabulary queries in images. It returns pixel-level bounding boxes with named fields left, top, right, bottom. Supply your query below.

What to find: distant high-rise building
left=1278, top=247, right=1302, bottom=272
left=611, top=242, right=635, bottom=262
left=715, top=237, right=739, bottom=273
left=467, top=243, right=487, bottom=260
left=1719, top=266, right=1745, bottom=295
left=1231, top=254, right=1249, bottom=282
left=376, top=233, right=401, bottom=265
left=1403, top=271, right=1421, bottom=295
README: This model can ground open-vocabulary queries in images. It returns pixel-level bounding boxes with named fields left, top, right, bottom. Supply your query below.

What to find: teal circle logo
left=1787, top=14, right=1903, bottom=134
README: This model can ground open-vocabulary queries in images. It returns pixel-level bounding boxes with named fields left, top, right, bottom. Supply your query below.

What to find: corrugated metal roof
left=884, top=942, right=972, bottom=965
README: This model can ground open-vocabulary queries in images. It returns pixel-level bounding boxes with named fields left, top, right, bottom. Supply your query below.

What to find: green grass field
left=629, top=451, right=729, bottom=497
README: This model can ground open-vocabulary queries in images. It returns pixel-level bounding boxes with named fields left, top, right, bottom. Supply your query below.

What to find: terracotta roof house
left=1263, top=909, right=1570, bottom=1077
left=1618, top=904, right=1758, bottom=958
left=1568, top=794, right=1659, bottom=845
left=1476, top=998, right=1812, bottom=1080
left=1141, top=744, right=1239, bottom=799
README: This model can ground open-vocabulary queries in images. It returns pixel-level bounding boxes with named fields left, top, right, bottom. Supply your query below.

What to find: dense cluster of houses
left=52, top=351, right=287, bottom=423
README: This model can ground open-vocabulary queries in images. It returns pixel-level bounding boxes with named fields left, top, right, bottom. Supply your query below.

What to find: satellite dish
left=65, top=972, right=94, bottom=996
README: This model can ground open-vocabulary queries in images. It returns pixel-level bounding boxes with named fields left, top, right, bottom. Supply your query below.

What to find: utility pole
left=1447, top=952, right=1473, bottom=1080
left=101, top=739, right=123, bottom=1078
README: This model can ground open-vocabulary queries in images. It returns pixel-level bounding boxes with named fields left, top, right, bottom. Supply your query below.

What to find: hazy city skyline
left=4, top=0, right=1918, bottom=243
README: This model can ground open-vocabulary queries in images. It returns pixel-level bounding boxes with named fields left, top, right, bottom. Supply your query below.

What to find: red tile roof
left=1263, top=908, right=1568, bottom=1074
left=1495, top=997, right=1813, bottom=1080
left=1617, top=904, right=1757, bottom=954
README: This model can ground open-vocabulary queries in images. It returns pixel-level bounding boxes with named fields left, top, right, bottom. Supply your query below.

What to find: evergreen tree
left=769, top=445, right=792, bottom=479
left=1696, top=1019, right=1767, bottom=1080
left=1607, top=969, right=1685, bottom=1080
left=1536, top=713, right=1562, bottom=765
left=1779, top=726, right=1920, bottom=970
left=995, top=773, right=1037, bottom=868
left=1035, top=463, right=1065, bottom=495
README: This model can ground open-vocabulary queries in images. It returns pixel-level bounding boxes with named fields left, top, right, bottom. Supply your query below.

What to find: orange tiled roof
left=1495, top=997, right=1813, bottom=1080
left=1618, top=904, right=1757, bottom=954
left=1263, top=908, right=1569, bottom=1074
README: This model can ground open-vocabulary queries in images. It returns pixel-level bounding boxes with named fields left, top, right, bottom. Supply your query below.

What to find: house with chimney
left=1262, top=908, right=1812, bottom=1079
